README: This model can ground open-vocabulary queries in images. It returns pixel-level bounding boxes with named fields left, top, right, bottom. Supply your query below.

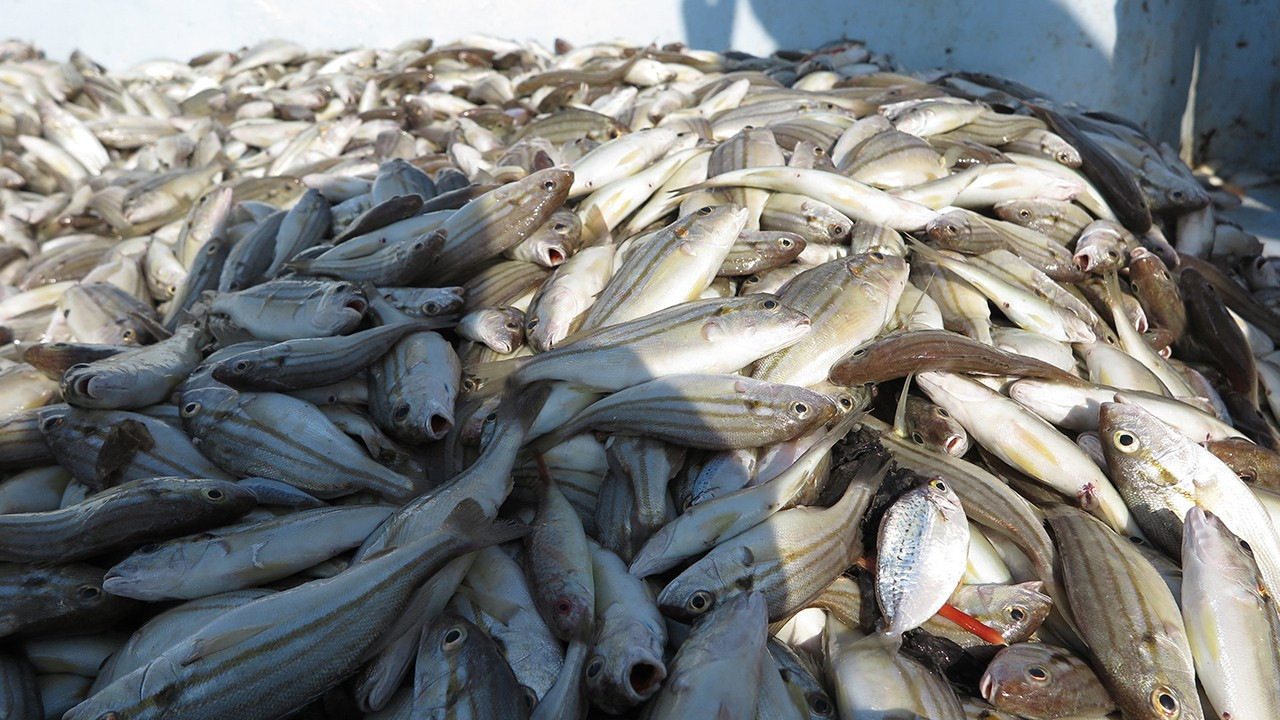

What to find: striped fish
left=1045, top=505, right=1203, bottom=720
left=63, top=502, right=525, bottom=720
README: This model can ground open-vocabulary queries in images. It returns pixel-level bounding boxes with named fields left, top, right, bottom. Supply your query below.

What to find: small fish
left=980, top=643, right=1116, bottom=719
left=876, top=478, right=971, bottom=637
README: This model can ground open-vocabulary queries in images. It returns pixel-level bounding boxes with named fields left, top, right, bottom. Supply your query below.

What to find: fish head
left=1098, top=401, right=1193, bottom=489
left=35, top=403, right=73, bottom=440
left=1073, top=242, right=1121, bottom=273
left=709, top=295, right=811, bottom=348
left=980, top=643, right=1113, bottom=718
left=584, top=622, right=668, bottom=711
left=765, top=232, right=805, bottom=259
left=158, top=478, right=258, bottom=518
left=523, top=166, right=575, bottom=210
left=539, top=579, right=594, bottom=641
left=657, top=549, right=753, bottom=622
left=208, top=346, right=287, bottom=384
left=925, top=211, right=971, bottom=247
left=101, top=541, right=189, bottom=601
left=177, top=383, right=241, bottom=436
left=481, top=307, right=525, bottom=354
left=954, top=582, right=1052, bottom=643
left=526, top=209, right=582, bottom=266
left=1182, top=507, right=1257, bottom=581
left=459, top=395, right=502, bottom=447
left=310, top=281, right=367, bottom=335
left=58, top=361, right=135, bottom=407
left=737, top=380, right=837, bottom=435
left=387, top=390, right=454, bottom=443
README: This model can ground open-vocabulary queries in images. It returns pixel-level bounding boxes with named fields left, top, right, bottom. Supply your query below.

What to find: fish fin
left=580, top=204, right=612, bottom=247
left=139, top=656, right=180, bottom=700
left=500, top=377, right=551, bottom=435
left=892, top=371, right=916, bottom=439
left=441, top=498, right=529, bottom=547
left=179, top=624, right=271, bottom=666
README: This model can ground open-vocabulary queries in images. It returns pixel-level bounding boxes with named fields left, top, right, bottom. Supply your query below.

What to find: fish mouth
left=626, top=659, right=666, bottom=699
left=545, top=247, right=565, bottom=265
left=945, top=435, right=966, bottom=456
left=428, top=413, right=452, bottom=438
left=344, top=296, right=368, bottom=316
left=70, top=372, right=98, bottom=399
left=1073, top=254, right=1092, bottom=272
left=978, top=671, right=995, bottom=701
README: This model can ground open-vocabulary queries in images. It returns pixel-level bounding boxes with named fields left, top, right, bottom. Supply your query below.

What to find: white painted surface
left=3, top=0, right=1274, bottom=169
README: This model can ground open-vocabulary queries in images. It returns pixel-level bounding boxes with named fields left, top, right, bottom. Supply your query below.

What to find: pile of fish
left=1, top=32, right=1279, bottom=720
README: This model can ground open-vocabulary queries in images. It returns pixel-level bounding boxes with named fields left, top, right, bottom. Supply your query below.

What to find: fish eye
left=1151, top=687, right=1180, bottom=717
left=744, top=275, right=760, bottom=284
left=1170, top=190, right=1185, bottom=201
left=809, top=695, right=834, bottom=717
left=935, top=407, right=950, bottom=418
left=831, top=225, right=845, bottom=236
left=555, top=598, right=574, bottom=615
left=686, top=590, right=713, bottom=614
left=122, top=329, right=136, bottom=341
left=697, top=206, right=714, bottom=216
left=945, top=224, right=958, bottom=234
left=911, top=432, right=924, bottom=444
left=233, top=360, right=252, bottom=373
left=929, top=479, right=947, bottom=493
left=138, top=543, right=161, bottom=554
left=1239, top=471, right=1255, bottom=483
left=1026, top=665, right=1049, bottom=682
left=99, top=712, right=122, bottom=720
left=1239, top=538, right=1253, bottom=554
left=505, top=321, right=520, bottom=330
left=761, top=299, right=779, bottom=310
left=553, top=222, right=568, bottom=232
left=442, top=626, right=466, bottom=648
left=780, top=238, right=793, bottom=248
left=1056, top=152, right=1070, bottom=163
left=485, top=412, right=498, bottom=423
left=1018, top=209, right=1031, bottom=219
left=1007, top=605, right=1026, bottom=622
left=1112, top=430, right=1140, bottom=453
left=870, top=251, right=884, bottom=260
left=838, top=396, right=853, bottom=410
left=40, top=415, right=64, bottom=431
left=182, top=401, right=202, bottom=417
left=202, top=488, right=226, bottom=502
left=851, top=347, right=866, bottom=357
left=1107, top=250, right=1118, bottom=258
left=423, top=302, right=441, bottom=314
left=462, top=378, right=479, bottom=391
left=541, top=180, right=556, bottom=192
left=77, top=584, right=102, bottom=601
left=586, top=658, right=604, bottom=678
left=526, top=317, right=539, bottom=330
left=792, top=402, right=809, bottom=416
left=393, top=404, right=411, bottom=421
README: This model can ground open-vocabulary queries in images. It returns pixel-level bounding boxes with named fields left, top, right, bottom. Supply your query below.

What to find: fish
left=1181, top=508, right=1280, bottom=720
left=876, top=478, right=971, bottom=637
left=1045, top=505, right=1203, bottom=720
left=1, top=31, right=1272, bottom=720
left=0, top=476, right=255, bottom=563
left=980, top=643, right=1117, bottom=719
